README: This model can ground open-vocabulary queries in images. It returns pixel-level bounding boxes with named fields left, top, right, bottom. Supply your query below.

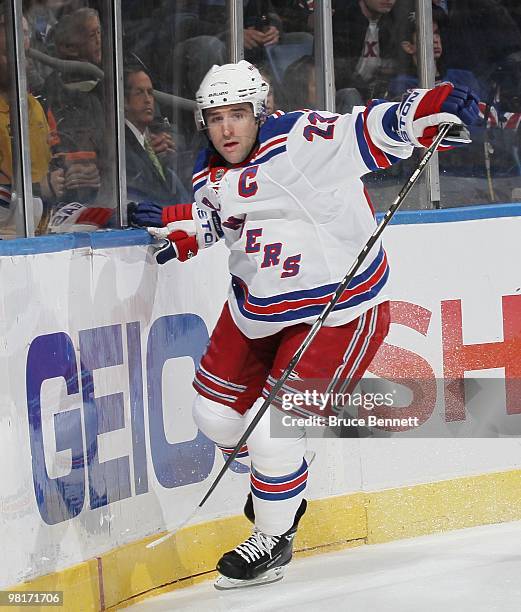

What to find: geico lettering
left=25, top=315, right=216, bottom=525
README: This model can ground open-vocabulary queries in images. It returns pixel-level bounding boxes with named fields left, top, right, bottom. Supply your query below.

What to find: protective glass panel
left=0, top=7, right=25, bottom=238
left=331, top=0, right=428, bottom=212
left=121, top=1, right=235, bottom=207
left=121, top=2, right=316, bottom=207
left=264, top=2, right=314, bottom=113
left=433, top=1, right=521, bottom=207
left=24, top=0, right=119, bottom=234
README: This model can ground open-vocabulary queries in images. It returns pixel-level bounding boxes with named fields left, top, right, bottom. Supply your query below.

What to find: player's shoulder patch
left=258, top=110, right=307, bottom=144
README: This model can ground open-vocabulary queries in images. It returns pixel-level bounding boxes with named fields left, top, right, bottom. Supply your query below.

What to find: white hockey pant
left=193, top=394, right=307, bottom=536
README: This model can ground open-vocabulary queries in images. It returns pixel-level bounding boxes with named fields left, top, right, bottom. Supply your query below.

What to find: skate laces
left=235, top=529, right=280, bottom=564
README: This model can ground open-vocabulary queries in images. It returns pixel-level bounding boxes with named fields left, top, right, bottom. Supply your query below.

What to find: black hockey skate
left=215, top=499, right=307, bottom=590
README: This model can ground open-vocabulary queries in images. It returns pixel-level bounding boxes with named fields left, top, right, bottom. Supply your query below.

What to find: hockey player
left=131, top=60, right=478, bottom=588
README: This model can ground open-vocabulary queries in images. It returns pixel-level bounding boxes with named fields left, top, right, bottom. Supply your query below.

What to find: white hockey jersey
left=192, top=102, right=413, bottom=339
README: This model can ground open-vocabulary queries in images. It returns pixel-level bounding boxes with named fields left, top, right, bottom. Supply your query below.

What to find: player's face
left=206, top=103, right=258, bottom=164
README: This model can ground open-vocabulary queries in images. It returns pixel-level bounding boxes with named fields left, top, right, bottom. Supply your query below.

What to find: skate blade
left=214, top=566, right=285, bottom=590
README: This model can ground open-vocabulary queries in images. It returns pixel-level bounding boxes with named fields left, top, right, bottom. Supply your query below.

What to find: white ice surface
left=128, top=520, right=521, bottom=611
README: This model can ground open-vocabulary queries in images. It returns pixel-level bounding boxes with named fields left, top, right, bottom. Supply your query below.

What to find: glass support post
left=315, top=0, right=335, bottom=112
left=416, top=0, right=441, bottom=208
left=6, top=1, right=34, bottom=236
left=228, top=0, right=244, bottom=63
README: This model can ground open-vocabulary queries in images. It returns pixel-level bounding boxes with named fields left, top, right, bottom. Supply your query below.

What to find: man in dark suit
left=124, top=66, right=189, bottom=205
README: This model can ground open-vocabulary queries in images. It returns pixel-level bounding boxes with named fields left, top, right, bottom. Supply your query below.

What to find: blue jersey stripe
left=259, top=111, right=305, bottom=143
left=253, top=144, right=287, bottom=165
left=233, top=266, right=389, bottom=322
left=193, top=148, right=212, bottom=176
left=355, top=113, right=379, bottom=171
left=233, top=247, right=384, bottom=307
left=193, top=180, right=206, bottom=194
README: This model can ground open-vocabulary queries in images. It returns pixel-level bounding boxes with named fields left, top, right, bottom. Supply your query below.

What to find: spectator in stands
left=282, top=54, right=363, bottom=114
left=139, top=0, right=312, bottom=100
left=0, top=5, right=64, bottom=235
left=155, top=0, right=284, bottom=99
left=124, top=65, right=189, bottom=206
left=39, top=7, right=104, bottom=206
left=53, top=5, right=101, bottom=66
left=333, top=0, right=399, bottom=101
left=25, top=0, right=89, bottom=32
left=390, top=5, right=521, bottom=203
left=122, top=1, right=311, bottom=196
left=25, top=0, right=59, bottom=89
left=281, top=54, right=315, bottom=111
left=24, top=1, right=93, bottom=89
left=256, top=63, right=277, bottom=115
left=436, top=0, right=521, bottom=89
left=388, top=10, right=484, bottom=100
left=271, top=0, right=313, bottom=35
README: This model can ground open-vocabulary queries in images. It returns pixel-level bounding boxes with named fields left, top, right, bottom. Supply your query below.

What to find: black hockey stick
left=147, top=122, right=457, bottom=548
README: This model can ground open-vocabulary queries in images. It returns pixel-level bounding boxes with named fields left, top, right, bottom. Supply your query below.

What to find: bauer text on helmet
left=195, top=60, right=269, bottom=130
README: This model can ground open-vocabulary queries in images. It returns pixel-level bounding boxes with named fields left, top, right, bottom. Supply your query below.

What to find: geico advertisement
left=1, top=216, right=521, bottom=549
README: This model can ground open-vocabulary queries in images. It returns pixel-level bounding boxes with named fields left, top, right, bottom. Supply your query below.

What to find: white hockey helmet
left=195, top=60, right=269, bottom=130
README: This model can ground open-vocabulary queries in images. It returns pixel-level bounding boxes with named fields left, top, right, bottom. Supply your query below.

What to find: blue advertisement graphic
left=146, top=314, right=215, bottom=488
left=26, top=314, right=218, bottom=525
left=26, top=333, right=85, bottom=525
left=79, top=325, right=131, bottom=510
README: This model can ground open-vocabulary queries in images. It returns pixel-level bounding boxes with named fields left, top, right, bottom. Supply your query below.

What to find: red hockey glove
left=397, top=83, right=479, bottom=148
left=147, top=203, right=222, bottom=264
